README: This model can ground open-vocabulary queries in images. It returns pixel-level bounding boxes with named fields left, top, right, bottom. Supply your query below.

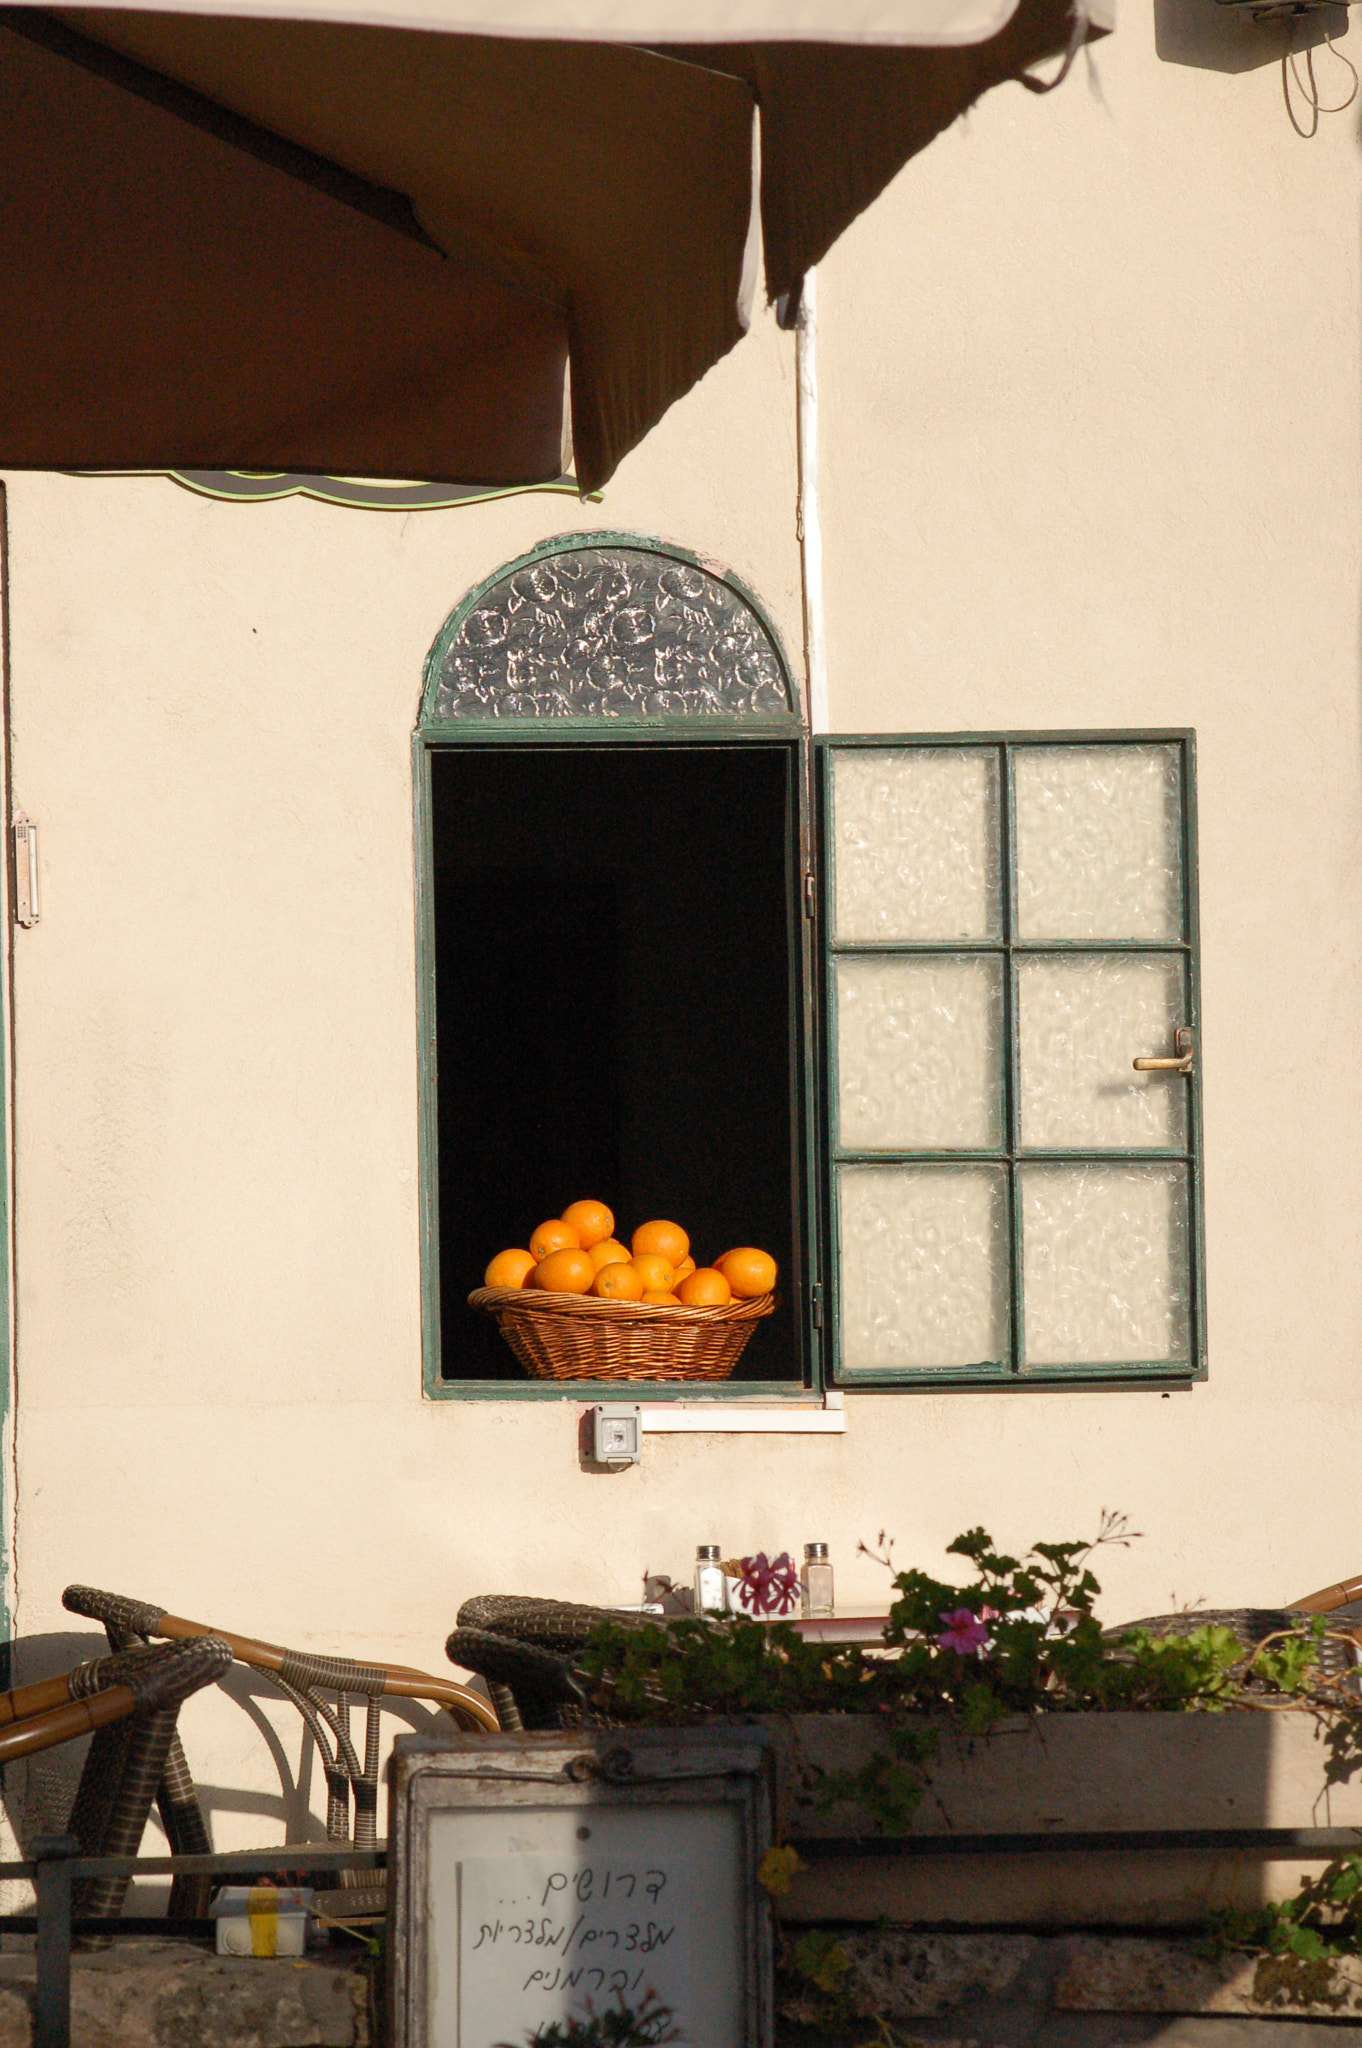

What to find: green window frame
left=415, top=533, right=814, bottom=1402
left=814, top=733, right=1205, bottom=1388
left=414, top=536, right=1205, bottom=1399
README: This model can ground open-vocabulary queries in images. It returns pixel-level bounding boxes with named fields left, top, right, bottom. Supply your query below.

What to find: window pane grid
left=829, top=1150, right=1195, bottom=1163
left=827, top=940, right=1193, bottom=954
left=824, top=735, right=1201, bottom=1383
left=1001, top=745, right=1023, bottom=1373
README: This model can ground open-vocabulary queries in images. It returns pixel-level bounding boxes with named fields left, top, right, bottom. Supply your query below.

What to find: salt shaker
left=694, top=1544, right=727, bottom=1615
left=801, top=1542, right=834, bottom=1618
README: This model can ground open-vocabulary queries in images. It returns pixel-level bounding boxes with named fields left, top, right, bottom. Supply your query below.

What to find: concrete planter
left=767, top=1709, right=1362, bottom=1927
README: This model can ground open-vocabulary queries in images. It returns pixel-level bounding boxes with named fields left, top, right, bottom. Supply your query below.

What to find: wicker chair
left=446, top=1596, right=665, bottom=1730
left=1101, top=1605, right=1362, bottom=1683
left=1, top=1633, right=231, bottom=1916
left=63, top=1585, right=498, bottom=1910
left=1291, top=1571, right=1362, bottom=1620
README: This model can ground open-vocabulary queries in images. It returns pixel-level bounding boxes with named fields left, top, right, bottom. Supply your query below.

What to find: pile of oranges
left=484, top=1200, right=777, bottom=1308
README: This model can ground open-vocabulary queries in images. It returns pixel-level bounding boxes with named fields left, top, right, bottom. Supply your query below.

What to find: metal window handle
left=1133, top=1026, right=1194, bottom=1074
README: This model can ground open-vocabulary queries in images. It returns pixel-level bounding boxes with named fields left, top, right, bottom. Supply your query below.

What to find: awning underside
left=0, top=0, right=1105, bottom=491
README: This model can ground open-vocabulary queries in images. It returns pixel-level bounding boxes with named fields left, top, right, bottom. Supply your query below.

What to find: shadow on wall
left=1, top=1632, right=449, bottom=1862
left=1154, top=0, right=1346, bottom=71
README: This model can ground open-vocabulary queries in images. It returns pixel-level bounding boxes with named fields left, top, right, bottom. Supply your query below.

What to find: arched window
left=421, top=537, right=798, bottom=725
left=417, top=535, right=805, bottom=1397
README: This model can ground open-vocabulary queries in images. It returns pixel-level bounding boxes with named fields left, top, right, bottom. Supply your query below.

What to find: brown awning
left=17, top=0, right=1056, bottom=47
left=0, top=14, right=572, bottom=482
left=0, top=0, right=1106, bottom=491
left=672, top=7, right=1096, bottom=306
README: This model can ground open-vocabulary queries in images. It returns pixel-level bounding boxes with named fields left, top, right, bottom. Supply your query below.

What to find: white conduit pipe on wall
left=600, top=279, right=844, bottom=1443
left=643, top=283, right=845, bottom=1437
left=796, top=267, right=829, bottom=735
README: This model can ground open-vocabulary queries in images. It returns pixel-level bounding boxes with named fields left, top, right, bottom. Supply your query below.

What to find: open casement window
left=417, top=539, right=1204, bottom=1400
left=815, top=735, right=1204, bottom=1387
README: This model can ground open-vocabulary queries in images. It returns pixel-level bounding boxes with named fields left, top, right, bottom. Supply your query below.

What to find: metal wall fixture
left=591, top=1403, right=643, bottom=1465
left=13, top=813, right=39, bottom=927
left=1215, top=0, right=1342, bottom=19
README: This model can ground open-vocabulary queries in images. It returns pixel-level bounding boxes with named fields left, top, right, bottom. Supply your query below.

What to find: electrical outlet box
left=591, top=1403, right=642, bottom=1465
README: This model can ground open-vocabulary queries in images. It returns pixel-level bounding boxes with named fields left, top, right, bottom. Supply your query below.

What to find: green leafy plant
left=810, top=1721, right=942, bottom=1832
left=1214, top=1851, right=1362, bottom=1959
left=577, top=1609, right=895, bottom=1723
left=577, top=1514, right=1361, bottom=1841
left=776, top=1928, right=925, bottom=2043
left=500, top=1991, right=680, bottom=2046
left=583, top=1514, right=1349, bottom=1729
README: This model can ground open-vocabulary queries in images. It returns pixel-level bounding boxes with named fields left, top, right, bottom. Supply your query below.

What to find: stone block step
left=0, top=1936, right=371, bottom=2047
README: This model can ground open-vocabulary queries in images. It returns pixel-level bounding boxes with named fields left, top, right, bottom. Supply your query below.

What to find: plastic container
left=211, top=1885, right=314, bottom=1957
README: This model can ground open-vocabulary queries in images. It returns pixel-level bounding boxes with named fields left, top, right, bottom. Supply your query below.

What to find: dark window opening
left=431, top=744, right=801, bottom=1383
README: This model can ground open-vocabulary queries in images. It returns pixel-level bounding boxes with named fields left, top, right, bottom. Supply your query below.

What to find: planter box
left=768, top=1710, right=1362, bottom=1927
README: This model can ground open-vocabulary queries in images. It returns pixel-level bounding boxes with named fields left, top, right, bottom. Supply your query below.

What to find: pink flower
left=736, top=1551, right=801, bottom=1617
left=937, top=1607, right=994, bottom=1658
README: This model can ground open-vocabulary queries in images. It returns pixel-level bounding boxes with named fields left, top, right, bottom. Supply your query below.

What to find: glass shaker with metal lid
left=694, top=1544, right=727, bottom=1615
left=801, top=1542, right=834, bottom=1618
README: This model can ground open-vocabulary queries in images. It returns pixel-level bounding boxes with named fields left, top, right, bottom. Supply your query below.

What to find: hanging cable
left=1021, top=0, right=1091, bottom=91
left=1281, top=10, right=1358, bottom=134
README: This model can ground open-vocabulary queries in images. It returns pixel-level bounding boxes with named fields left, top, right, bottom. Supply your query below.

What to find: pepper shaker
left=801, top=1542, right=834, bottom=1618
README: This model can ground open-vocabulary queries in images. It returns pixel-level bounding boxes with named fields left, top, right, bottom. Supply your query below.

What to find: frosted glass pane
left=1021, top=1163, right=1190, bottom=1366
left=832, top=748, right=1000, bottom=942
left=836, top=956, right=1004, bottom=1150
left=837, top=1164, right=1009, bottom=1373
left=1014, top=745, right=1182, bottom=941
left=435, top=546, right=794, bottom=717
left=1018, top=955, right=1188, bottom=1150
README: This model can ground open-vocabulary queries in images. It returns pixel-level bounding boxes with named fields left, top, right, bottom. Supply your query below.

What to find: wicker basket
left=468, top=1285, right=777, bottom=1382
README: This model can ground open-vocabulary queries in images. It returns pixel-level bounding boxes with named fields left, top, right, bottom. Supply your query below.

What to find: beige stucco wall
left=0, top=304, right=808, bottom=1848
left=811, top=0, right=1362, bottom=1613
left=1, top=0, right=1361, bottom=1845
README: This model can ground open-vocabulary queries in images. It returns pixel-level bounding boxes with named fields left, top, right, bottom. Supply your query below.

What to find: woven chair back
left=62, top=1584, right=496, bottom=1903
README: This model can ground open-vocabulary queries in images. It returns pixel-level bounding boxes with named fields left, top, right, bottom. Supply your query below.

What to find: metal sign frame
left=388, top=1728, right=774, bottom=2048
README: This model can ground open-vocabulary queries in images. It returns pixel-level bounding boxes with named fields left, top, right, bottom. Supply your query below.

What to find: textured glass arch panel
left=1017, top=954, right=1189, bottom=1150
left=835, top=956, right=1004, bottom=1150
left=831, top=748, right=1001, bottom=942
left=837, top=1163, right=1009, bottom=1374
left=1021, top=1162, right=1191, bottom=1366
left=1014, top=744, right=1183, bottom=942
left=433, top=548, right=794, bottom=719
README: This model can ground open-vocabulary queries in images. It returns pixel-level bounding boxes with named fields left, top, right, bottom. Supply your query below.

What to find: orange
left=632, top=1219, right=690, bottom=1265
left=530, top=1247, right=594, bottom=1295
left=673, top=1256, right=697, bottom=1285
left=561, top=1199, right=615, bottom=1250
left=642, top=1289, right=681, bottom=1304
left=718, top=1247, right=777, bottom=1298
left=588, top=1237, right=632, bottom=1272
left=677, top=1267, right=732, bottom=1307
left=485, top=1247, right=537, bottom=1290
left=593, top=1261, right=644, bottom=1301
left=530, top=1218, right=580, bottom=1262
left=630, top=1253, right=675, bottom=1292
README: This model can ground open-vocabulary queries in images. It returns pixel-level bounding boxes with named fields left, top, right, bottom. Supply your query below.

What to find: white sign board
left=390, top=1731, right=772, bottom=2048
left=429, top=1803, right=739, bottom=2046
left=458, top=1847, right=688, bottom=2043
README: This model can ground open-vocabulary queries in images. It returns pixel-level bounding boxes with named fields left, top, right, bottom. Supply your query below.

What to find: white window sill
left=634, top=1393, right=845, bottom=1434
